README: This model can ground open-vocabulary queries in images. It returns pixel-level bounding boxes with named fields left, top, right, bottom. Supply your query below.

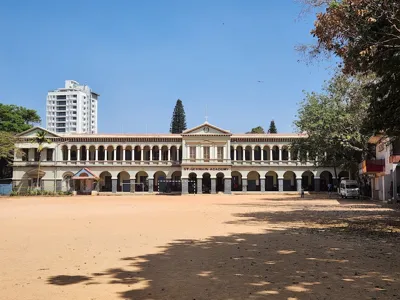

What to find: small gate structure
left=157, top=180, right=197, bottom=194
left=0, top=179, right=12, bottom=196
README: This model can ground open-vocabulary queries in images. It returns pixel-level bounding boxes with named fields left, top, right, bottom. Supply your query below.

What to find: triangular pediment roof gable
left=182, top=122, right=231, bottom=135
left=16, top=126, right=60, bottom=138
left=72, top=168, right=99, bottom=180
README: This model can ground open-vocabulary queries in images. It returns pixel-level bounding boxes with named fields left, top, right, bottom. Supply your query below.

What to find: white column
left=123, top=148, right=126, bottom=161
left=306, top=151, right=309, bottom=162
left=113, top=148, right=117, bottom=161
left=252, top=147, right=255, bottom=161
left=141, top=148, right=143, bottom=161
left=150, top=148, right=153, bottom=161
left=95, top=148, right=98, bottom=161
left=177, top=147, right=180, bottom=161
left=288, top=149, right=291, bottom=161
left=261, top=148, right=264, bottom=160
left=86, top=149, right=89, bottom=161
left=269, top=148, right=273, bottom=161
left=168, top=148, right=171, bottom=161
left=243, top=148, right=246, bottom=161
left=77, top=148, right=80, bottom=161
left=279, top=147, right=282, bottom=161
left=159, top=148, right=161, bottom=161
left=68, top=148, right=71, bottom=161
left=234, top=147, right=237, bottom=161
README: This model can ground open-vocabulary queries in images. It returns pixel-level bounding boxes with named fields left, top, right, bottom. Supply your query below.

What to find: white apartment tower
left=46, top=80, right=99, bottom=134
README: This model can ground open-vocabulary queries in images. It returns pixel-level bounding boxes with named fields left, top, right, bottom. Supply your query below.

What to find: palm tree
left=31, top=130, right=51, bottom=189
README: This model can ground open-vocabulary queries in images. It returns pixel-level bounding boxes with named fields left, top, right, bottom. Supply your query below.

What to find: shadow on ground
left=47, top=202, right=400, bottom=299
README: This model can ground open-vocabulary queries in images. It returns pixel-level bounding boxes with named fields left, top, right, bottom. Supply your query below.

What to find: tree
left=291, top=72, right=373, bottom=179
left=0, top=104, right=41, bottom=133
left=170, top=99, right=187, bottom=134
left=301, top=0, right=400, bottom=136
left=0, top=132, right=16, bottom=162
left=31, top=130, right=51, bottom=189
left=247, top=126, right=265, bottom=134
left=268, top=120, right=277, bottom=133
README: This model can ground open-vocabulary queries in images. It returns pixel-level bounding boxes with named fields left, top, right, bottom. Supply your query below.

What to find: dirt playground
left=1, top=194, right=400, bottom=300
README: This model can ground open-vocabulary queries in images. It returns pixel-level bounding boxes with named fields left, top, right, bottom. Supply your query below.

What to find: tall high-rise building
left=46, top=80, right=99, bottom=134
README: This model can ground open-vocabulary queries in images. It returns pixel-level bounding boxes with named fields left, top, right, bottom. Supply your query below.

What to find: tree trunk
left=36, top=150, right=41, bottom=189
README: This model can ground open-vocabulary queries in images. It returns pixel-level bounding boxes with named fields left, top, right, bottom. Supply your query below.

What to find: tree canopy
left=170, top=99, right=187, bottom=134
left=247, top=126, right=265, bottom=134
left=303, top=0, right=400, bottom=136
left=0, top=104, right=41, bottom=133
left=291, top=72, right=373, bottom=177
left=268, top=120, right=277, bottom=133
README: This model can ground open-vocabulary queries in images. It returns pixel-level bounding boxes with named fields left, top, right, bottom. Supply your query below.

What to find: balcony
left=360, top=159, right=385, bottom=175
left=389, top=153, right=400, bottom=164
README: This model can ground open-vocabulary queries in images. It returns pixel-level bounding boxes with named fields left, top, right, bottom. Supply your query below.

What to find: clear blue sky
left=0, top=0, right=334, bottom=134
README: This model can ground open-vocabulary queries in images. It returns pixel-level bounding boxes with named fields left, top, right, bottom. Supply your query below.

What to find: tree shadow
left=47, top=275, right=91, bottom=285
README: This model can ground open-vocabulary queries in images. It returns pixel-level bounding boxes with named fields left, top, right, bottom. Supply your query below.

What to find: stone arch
left=98, top=146, right=106, bottom=161
left=216, top=172, right=225, bottom=193
left=106, top=146, right=114, bottom=161
left=231, top=171, right=242, bottom=191
left=152, top=145, right=160, bottom=161
left=283, top=171, right=297, bottom=191
left=170, top=146, right=177, bottom=161
left=230, top=146, right=235, bottom=160
left=125, top=146, right=133, bottom=161
left=266, top=171, right=278, bottom=191
left=236, top=146, right=244, bottom=161
left=62, top=145, right=68, bottom=161
left=161, top=146, right=169, bottom=161
left=117, top=171, right=130, bottom=192
left=116, top=145, right=123, bottom=161
left=247, top=171, right=260, bottom=191
left=202, top=172, right=211, bottom=194
left=99, top=171, right=112, bottom=192
left=143, top=146, right=151, bottom=161
left=254, top=146, right=262, bottom=161
left=80, top=145, right=87, bottom=161
left=89, top=146, right=96, bottom=161
left=135, top=171, right=149, bottom=192
left=245, top=146, right=252, bottom=161
left=302, top=170, right=315, bottom=191
left=70, top=145, right=78, bottom=161
left=188, top=172, right=197, bottom=194
left=282, top=146, right=289, bottom=161
left=272, top=146, right=279, bottom=161
left=62, top=171, right=74, bottom=192
left=154, top=171, right=167, bottom=192
left=319, top=171, right=333, bottom=191
left=134, top=146, right=141, bottom=161
left=263, top=145, right=270, bottom=161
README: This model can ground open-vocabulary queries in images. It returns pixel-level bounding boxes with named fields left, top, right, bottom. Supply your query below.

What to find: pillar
left=211, top=178, right=216, bottom=194
left=95, top=180, right=100, bottom=192
left=279, top=147, right=282, bottom=161
left=242, top=178, right=247, bottom=192
left=112, top=179, right=117, bottom=193
left=315, top=177, right=321, bottom=192
left=130, top=179, right=135, bottom=193
left=77, top=148, right=80, bottom=161
left=177, top=148, right=180, bottom=161
left=150, top=149, right=153, bottom=161
left=224, top=178, right=232, bottom=194
left=56, top=179, right=62, bottom=192
left=270, top=148, right=273, bottom=161
left=181, top=178, right=189, bottom=194
left=95, top=148, right=98, bottom=161
left=288, top=150, right=291, bottom=161
left=197, top=178, right=202, bottom=194
left=333, top=178, right=338, bottom=189
left=297, top=178, right=302, bottom=192
left=168, top=148, right=171, bottom=161
left=278, top=178, right=284, bottom=192
left=261, top=149, right=264, bottom=161
left=86, top=149, right=89, bottom=161
left=159, top=149, right=161, bottom=161
left=252, top=147, right=255, bottom=161
left=234, top=148, right=237, bottom=161
left=148, top=178, right=154, bottom=193
left=123, top=149, right=126, bottom=161
left=260, top=178, right=265, bottom=192
left=68, top=148, right=71, bottom=161
left=141, top=149, right=144, bottom=161
left=113, top=149, right=117, bottom=161
left=243, top=149, right=246, bottom=161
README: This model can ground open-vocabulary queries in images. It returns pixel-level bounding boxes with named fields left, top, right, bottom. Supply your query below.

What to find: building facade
left=46, top=80, right=99, bottom=134
left=360, top=136, right=400, bottom=201
left=13, top=122, right=343, bottom=195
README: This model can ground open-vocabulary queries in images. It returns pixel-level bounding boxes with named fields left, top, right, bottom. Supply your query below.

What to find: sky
left=0, top=0, right=335, bottom=134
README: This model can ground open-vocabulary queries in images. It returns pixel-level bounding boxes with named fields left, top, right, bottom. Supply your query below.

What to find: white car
left=339, top=180, right=360, bottom=199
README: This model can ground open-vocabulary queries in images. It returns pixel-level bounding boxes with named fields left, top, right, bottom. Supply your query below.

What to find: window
left=190, top=146, right=196, bottom=161
left=73, top=100, right=77, bottom=103
left=57, top=112, right=66, bottom=116
left=73, top=111, right=77, bottom=114
left=56, top=117, right=66, bottom=122
left=72, top=117, right=77, bottom=120
left=57, top=101, right=66, bottom=105
left=72, top=94, right=77, bottom=98
left=72, top=106, right=77, bottom=109
left=34, top=150, right=40, bottom=161
left=22, top=149, right=29, bottom=161
left=217, top=147, right=224, bottom=161
left=72, top=127, right=77, bottom=131
left=56, top=123, right=66, bottom=127
left=57, top=106, right=66, bottom=111
left=47, top=149, right=53, bottom=161
left=56, top=128, right=66, bottom=133
left=203, top=146, right=210, bottom=162
left=56, top=95, right=66, bottom=100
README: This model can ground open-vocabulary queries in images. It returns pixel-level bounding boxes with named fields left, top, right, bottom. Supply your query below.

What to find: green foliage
left=247, top=126, right=265, bottom=134
left=0, top=104, right=41, bottom=133
left=170, top=99, right=187, bottom=134
left=268, top=120, right=277, bottom=133
left=0, top=131, right=16, bottom=162
left=292, top=72, right=373, bottom=176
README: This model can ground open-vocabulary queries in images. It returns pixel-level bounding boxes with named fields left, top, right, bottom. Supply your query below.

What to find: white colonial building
left=13, top=122, right=345, bottom=195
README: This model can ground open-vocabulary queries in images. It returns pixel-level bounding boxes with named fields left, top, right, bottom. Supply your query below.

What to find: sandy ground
left=1, top=194, right=400, bottom=300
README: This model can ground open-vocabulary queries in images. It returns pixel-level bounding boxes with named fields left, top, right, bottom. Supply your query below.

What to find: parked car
left=339, top=180, right=360, bottom=199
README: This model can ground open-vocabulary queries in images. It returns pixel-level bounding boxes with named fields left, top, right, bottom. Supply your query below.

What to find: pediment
left=72, top=168, right=99, bottom=180
left=182, top=122, right=231, bottom=135
left=16, top=126, right=60, bottom=138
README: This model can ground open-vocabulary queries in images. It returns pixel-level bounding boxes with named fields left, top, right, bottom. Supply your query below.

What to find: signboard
left=183, top=167, right=229, bottom=171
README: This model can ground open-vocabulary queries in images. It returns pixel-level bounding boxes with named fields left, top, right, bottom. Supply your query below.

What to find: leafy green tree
left=268, top=120, right=277, bottom=133
left=247, top=126, right=265, bottom=134
left=0, top=131, right=16, bottom=162
left=301, top=0, right=400, bottom=136
left=0, top=104, right=41, bottom=133
left=170, top=99, right=187, bottom=134
left=31, top=130, right=51, bottom=189
left=291, top=72, right=373, bottom=178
